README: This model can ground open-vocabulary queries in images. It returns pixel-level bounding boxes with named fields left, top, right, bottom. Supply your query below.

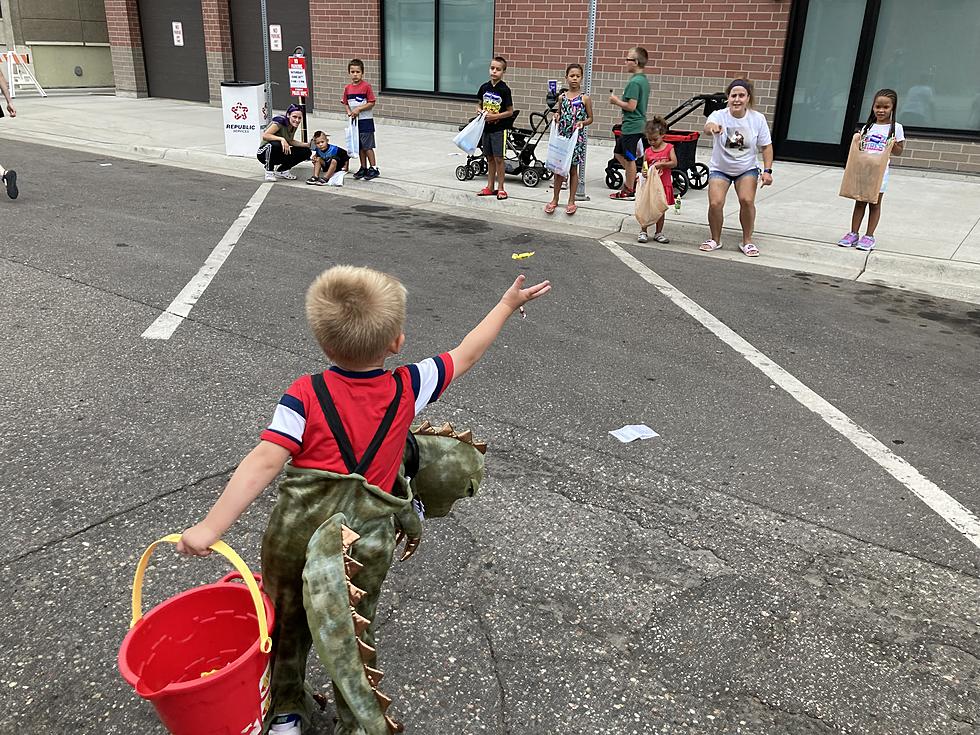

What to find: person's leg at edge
left=707, top=177, right=730, bottom=244
left=495, top=157, right=505, bottom=193
left=566, top=166, right=579, bottom=208
left=850, top=201, right=868, bottom=234
left=547, top=174, right=563, bottom=209
left=366, top=149, right=377, bottom=168
left=865, top=194, right=883, bottom=235
left=655, top=213, right=666, bottom=235
left=734, top=174, right=759, bottom=245
left=325, top=160, right=338, bottom=180
left=624, top=157, right=637, bottom=193
left=613, top=152, right=627, bottom=188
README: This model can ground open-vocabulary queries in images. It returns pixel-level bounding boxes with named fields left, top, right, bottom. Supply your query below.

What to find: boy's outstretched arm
left=449, top=274, right=550, bottom=379
left=177, top=441, right=290, bottom=556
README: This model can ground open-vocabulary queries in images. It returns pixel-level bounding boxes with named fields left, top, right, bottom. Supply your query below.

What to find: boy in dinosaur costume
left=178, top=265, right=549, bottom=734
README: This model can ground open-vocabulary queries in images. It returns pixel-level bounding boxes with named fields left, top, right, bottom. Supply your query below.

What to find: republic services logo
left=231, top=102, right=248, bottom=120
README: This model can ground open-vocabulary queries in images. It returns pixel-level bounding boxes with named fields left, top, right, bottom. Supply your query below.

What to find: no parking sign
left=288, top=55, right=308, bottom=97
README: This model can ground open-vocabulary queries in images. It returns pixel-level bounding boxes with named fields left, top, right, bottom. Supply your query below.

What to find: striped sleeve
left=405, top=352, right=455, bottom=415
left=259, top=388, right=307, bottom=455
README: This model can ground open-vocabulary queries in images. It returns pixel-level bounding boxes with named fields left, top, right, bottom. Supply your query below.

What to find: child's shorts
left=614, top=132, right=645, bottom=162
left=359, top=130, right=376, bottom=151
left=481, top=129, right=506, bottom=158
left=880, top=168, right=889, bottom=193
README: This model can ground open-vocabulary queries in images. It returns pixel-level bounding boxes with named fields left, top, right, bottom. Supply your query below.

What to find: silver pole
left=576, top=0, right=597, bottom=201
left=260, top=0, right=272, bottom=123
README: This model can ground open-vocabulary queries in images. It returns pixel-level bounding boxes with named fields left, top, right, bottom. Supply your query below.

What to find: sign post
left=288, top=49, right=309, bottom=142
left=577, top=0, right=597, bottom=201
left=260, top=0, right=272, bottom=124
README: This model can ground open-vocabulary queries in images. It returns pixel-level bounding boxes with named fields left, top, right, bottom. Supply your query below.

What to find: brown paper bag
left=634, top=172, right=669, bottom=228
left=838, top=132, right=894, bottom=203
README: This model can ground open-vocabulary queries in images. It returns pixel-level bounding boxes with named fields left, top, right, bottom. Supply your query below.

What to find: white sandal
left=699, top=239, right=721, bottom=252
left=739, top=242, right=760, bottom=257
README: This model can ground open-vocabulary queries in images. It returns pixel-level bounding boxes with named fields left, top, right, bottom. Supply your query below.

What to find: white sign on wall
left=172, top=22, right=184, bottom=47
left=269, top=24, right=282, bottom=51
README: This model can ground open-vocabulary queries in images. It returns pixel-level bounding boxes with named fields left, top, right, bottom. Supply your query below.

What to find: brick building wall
left=104, top=0, right=146, bottom=97
left=102, top=0, right=980, bottom=173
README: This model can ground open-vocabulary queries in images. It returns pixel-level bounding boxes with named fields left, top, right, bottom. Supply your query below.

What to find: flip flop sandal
left=497, top=190, right=509, bottom=200
left=699, top=239, right=722, bottom=252
left=739, top=243, right=760, bottom=257
left=544, top=202, right=557, bottom=214
left=565, top=204, right=577, bottom=215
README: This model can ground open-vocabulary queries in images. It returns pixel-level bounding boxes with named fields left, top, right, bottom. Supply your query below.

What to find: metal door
left=137, top=0, right=209, bottom=103
left=230, top=0, right=313, bottom=111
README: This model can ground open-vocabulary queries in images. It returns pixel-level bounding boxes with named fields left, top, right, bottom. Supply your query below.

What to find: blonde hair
left=305, top=265, right=407, bottom=364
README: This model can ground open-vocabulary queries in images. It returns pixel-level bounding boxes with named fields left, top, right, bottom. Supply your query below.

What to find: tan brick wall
left=202, top=0, right=234, bottom=104
left=896, top=138, right=980, bottom=174
left=105, top=0, right=147, bottom=97
left=310, top=0, right=378, bottom=60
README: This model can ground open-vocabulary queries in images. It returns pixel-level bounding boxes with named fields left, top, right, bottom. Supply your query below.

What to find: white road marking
left=600, top=239, right=980, bottom=550
left=142, top=183, right=273, bottom=340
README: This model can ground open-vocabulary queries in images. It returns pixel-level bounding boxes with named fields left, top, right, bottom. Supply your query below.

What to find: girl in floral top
left=545, top=63, right=593, bottom=216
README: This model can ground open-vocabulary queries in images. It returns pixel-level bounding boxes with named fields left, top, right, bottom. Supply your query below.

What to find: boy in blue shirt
left=307, top=130, right=350, bottom=186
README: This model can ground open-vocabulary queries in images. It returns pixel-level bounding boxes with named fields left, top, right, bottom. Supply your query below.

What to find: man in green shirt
left=608, top=46, right=650, bottom=200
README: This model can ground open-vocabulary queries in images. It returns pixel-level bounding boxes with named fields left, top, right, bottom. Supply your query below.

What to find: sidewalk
left=5, top=93, right=980, bottom=304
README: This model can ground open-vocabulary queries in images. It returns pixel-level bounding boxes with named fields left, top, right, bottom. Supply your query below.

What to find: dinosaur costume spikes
left=411, top=421, right=488, bottom=455
left=352, top=610, right=372, bottom=636
left=357, top=637, right=376, bottom=662
left=347, top=581, right=366, bottom=606
left=344, top=553, right=365, bottom=578
left=340, top=524, right=360, bottom=549
left=386, top=715, right=405, bottom=733
left=374, top=689, right=392, bottom=713
left=363, top=665, right=384, bottom=687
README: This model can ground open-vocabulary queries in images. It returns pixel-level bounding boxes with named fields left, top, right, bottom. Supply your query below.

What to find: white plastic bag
left=345, top=117, right=360, bottom=158
left=453, top=113, right=486, bottom=155
left=545, top=121, right=577, bottom=178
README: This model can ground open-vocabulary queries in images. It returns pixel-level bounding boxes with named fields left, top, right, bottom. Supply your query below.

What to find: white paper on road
left=609, top=424, right=660, bottom=443
left=327, top=171, right=345, bottom=186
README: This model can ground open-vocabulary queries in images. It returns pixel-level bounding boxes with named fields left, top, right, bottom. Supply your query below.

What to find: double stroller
left=605, top=92, right=727, bottom=197
left=454, top=97, right=559, bottom=187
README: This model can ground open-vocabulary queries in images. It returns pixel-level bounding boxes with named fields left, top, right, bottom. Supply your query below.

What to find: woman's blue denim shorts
left=709, top=167, right=760, bottom=183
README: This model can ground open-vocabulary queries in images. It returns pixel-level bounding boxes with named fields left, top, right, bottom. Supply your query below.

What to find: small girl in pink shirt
left=637, top=116, right=676, bottom=243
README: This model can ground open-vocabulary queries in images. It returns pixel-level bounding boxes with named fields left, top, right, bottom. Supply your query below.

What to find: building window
left=383, top=0, right=493, bottom=96
left=862, top=0, right=980, bottom=134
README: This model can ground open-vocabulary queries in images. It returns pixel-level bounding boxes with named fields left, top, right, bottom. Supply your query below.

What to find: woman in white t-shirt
left=837, top=89, right=905, bottom=251
left=700, top=79, right=774, bottom=257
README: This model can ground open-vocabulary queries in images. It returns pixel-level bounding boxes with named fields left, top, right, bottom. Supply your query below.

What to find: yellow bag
left=634, top=172, right=669, bottom=228
left=838, top=132, right=894, bottom=203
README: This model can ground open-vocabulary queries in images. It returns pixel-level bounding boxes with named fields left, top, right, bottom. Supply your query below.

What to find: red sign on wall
left=288, top=55, right=308, bottom=97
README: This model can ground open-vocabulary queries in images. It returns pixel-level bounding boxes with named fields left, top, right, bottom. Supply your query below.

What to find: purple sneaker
left=856, top=235, right=876, bottom=251
left=837, top=231, right=859, bottom=247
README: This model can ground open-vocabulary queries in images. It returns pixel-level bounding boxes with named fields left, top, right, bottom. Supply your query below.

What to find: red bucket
left=118, top=535, right=275, bottom=735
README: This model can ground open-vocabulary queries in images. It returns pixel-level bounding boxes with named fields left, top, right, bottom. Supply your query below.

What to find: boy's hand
left=608, top=93, right=620, bottom=106
left=501, top=274, right=551, bottom=312
left=177, top=523, right=220, bottom=556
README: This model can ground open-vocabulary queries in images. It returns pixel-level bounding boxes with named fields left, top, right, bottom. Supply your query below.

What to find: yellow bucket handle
left=130, top=534, right=272, bottom=653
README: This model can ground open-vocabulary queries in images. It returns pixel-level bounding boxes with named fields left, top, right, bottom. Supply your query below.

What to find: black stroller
left=454, top=98, right=558, bottom=187
left=605, top=92, right=726, bottom=197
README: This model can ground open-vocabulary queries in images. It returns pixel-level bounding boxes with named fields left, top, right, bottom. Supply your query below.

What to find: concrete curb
left=5, top=127, right=978, bottom=305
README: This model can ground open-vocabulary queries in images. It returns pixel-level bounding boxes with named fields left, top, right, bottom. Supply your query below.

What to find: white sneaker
left=274, top=170, right=297, bottom=180
left=270, top=713, right=301, bottom=734
left=264, top=171, right=276, bottom=182
left=637, top=232, right=649, bottom=243
left=652, top=233, right=669, bottom=243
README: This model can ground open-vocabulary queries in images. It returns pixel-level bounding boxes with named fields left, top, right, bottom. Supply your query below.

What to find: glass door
left=774, top=0, right=880, bottom=164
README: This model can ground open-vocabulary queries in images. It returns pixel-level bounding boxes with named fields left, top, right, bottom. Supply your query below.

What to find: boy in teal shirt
left=609, top=46, right=650, bottom=200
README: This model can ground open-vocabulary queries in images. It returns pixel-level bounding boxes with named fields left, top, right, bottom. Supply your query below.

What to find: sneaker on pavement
left=306, top=176, right=320, bottom=185
left=3, top=170, right=17, bottom=199
left=856, top=234, right=876, bottom=251
left=274, top=170, right=297, bottom=180
left=837, top=231, right=859, bottom=247
left=269, top=714, right=301, bottom=734
left=652, top=233, right=669, bottom=243
left=352, top=167, right=368, bottom=179
left=264, top=171, right=276, bottom=182
left=364, top=167, right=380, bottom=180
left=637, top=232, right=649, bottom=243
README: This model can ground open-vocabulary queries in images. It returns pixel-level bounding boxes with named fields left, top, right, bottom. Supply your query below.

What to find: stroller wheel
left=605, top=170, right=623, bottom=190
left=479, top=159, right=489, bottom=175
left=522, top=168, right=541, bottom=187
left=689, top=163, right=710, bottom=190
left=469, top=159, right=483, bottom=175
left=455, top=165, right=469, bottom=182
left=671, top=170, right=689, bottom=198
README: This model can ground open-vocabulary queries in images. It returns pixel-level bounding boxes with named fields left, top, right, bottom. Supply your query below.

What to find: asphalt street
left=0, top=142, right=978, bottom=735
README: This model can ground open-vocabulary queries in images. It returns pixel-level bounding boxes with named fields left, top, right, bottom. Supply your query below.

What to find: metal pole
left=260, top=0, right=272, bottom=123
left=576, top=0, right=597, bottom=201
